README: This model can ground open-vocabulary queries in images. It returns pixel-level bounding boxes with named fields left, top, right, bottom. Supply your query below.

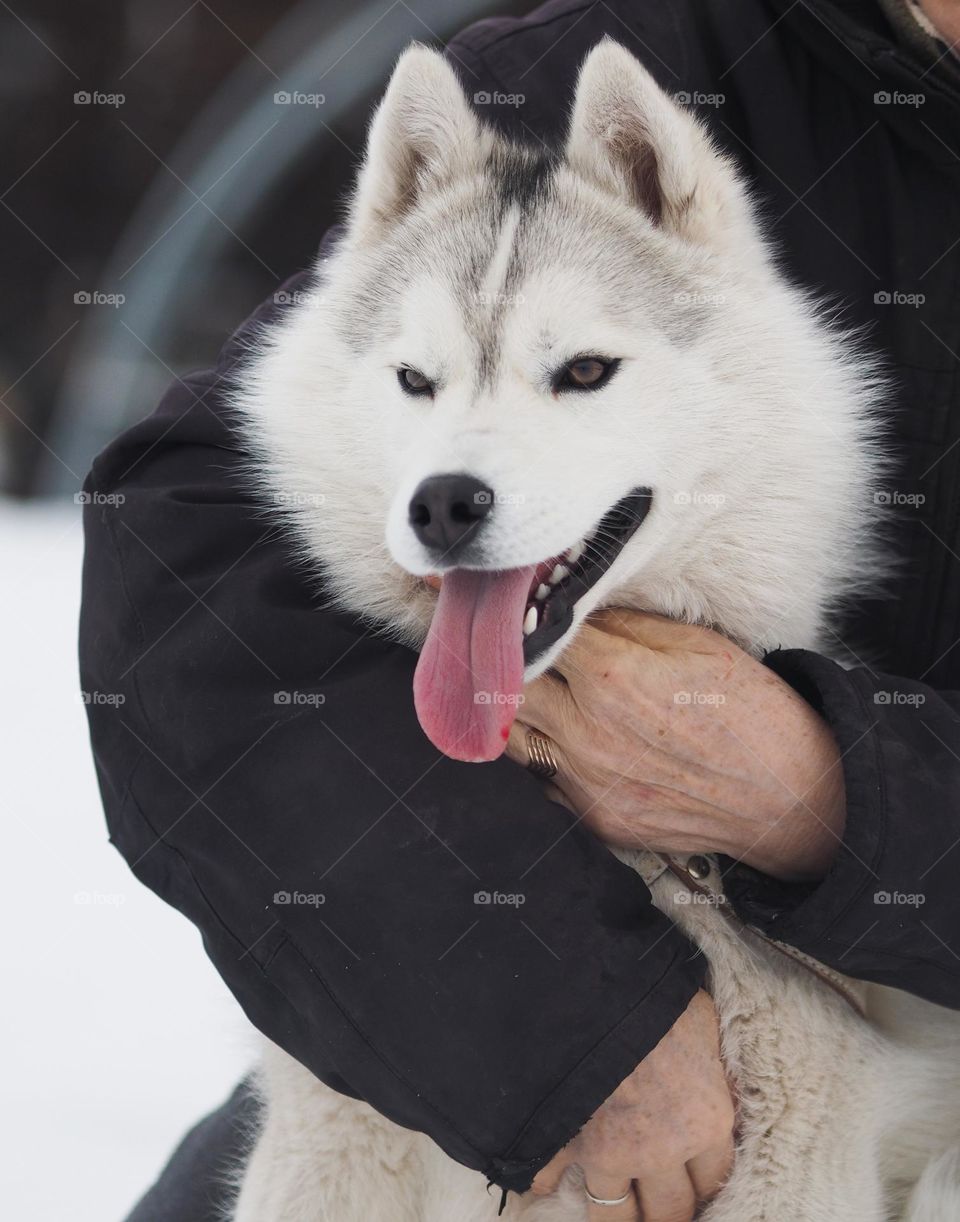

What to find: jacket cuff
left=722, top=649, right=885, bottom=947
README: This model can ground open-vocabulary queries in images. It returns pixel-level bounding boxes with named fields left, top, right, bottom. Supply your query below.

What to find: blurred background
left=3, top=0, right=518, bottom=498
left=0, top=2, right=513, bottom=1218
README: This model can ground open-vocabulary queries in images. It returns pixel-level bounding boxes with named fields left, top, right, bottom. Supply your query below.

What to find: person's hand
left=507, top=609, right=845, bottom=880
left=531, top=989, right=735, bottom=1220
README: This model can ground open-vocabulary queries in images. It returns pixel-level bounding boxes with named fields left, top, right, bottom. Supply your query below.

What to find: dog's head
left=240, top=41, right=882, bottom=762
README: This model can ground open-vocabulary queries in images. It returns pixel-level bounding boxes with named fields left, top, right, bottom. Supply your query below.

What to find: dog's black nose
left=408, top=474, right=494, bottom=557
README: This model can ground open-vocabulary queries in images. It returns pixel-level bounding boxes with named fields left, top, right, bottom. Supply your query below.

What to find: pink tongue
left=414, top=566, right=536, bottom=762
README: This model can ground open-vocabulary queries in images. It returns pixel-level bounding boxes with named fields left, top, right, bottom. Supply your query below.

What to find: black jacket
left=81, top=0, right=960, bottom=1197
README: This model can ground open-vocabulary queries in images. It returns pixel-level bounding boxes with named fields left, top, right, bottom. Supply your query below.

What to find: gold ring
left=584, top=1185, right=632, bottom=1207
left=526, top=730, right=559, bottom=779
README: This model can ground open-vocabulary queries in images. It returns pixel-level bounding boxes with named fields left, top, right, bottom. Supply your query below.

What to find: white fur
left=228, top=41, right=960, bottom=1221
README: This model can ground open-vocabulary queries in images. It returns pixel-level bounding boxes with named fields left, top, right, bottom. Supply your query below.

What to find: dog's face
left=240, top=42, right=880, bottom=762
left=368, top=170, right=721, bottom=761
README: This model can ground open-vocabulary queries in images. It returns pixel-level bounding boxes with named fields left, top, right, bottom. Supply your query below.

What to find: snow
left=1, top=501, right=253, bottom=1221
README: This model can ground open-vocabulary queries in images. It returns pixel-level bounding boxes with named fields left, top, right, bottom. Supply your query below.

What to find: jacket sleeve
left=79, top=285, right=705, bottom=1196
left=724, top=648, right=960, bottom=1010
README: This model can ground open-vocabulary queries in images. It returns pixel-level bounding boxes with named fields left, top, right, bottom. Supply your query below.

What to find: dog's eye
left=553, top=357, right=619, bottom=392
left=398, top=367, right=434, bottom=397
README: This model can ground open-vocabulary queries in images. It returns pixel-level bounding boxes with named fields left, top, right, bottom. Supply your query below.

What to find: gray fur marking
left=334, top=139, right=707, bottom=372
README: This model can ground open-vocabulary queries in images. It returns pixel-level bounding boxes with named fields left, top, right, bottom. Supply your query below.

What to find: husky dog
left=230, top=40, right=960, bottom=1222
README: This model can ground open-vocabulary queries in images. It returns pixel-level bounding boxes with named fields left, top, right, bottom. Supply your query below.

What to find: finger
left=516, top=671, right=579, bottom=741
left=551, top=614, right=704, bottom=693
left=635, top=1168, right=696, bottom=1222
left=589, top=606, right=671, bottom=641
left=687, top=1134, right=735, bottom=1202
left=584, top=1176, right=639, bottom=1222
left=504, top=718, right=531, bottom=766
left=589, top=607, right=717, bottom=652
left=546, top=622, right=627, bottom=688
left=505, top=722, right=575, bottom=804
left=506, top=719, right=567, bottom=770
left=530, top=1148, right=572, bottom=1197
left=547, top=620, right=663, bottom=696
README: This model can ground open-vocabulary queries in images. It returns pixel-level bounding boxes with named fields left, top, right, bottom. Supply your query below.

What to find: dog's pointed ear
left=565, top=40, right=745, bottom=247
left=348, top=45, right=483, bottom=245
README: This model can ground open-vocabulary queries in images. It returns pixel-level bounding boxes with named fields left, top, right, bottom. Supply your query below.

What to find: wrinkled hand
left=507, top=609, right=845, bottom=880
left=531, top=990, right=735, bottom=1221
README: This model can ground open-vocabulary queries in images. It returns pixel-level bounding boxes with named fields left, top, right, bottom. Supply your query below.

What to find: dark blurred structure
left=1, top=0, right=514, bottom=497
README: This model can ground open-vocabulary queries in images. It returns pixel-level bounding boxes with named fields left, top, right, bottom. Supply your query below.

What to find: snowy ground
left=2, top=500, right=253, bottom=1221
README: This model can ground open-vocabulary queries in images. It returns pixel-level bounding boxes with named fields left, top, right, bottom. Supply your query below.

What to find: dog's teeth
left=565, top=540, right=584, bottom=565
left=549, top=564, right=569, bottom=586
left=535, top=583, right=550, bottom=601
left=523, top=606, right=539, bottom=636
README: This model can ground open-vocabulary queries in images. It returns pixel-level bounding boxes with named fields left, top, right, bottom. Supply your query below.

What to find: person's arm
left=79, top=279, right=705, bottom=1196
left=504, top=609, right=960, bottom=1012
left=724, top=648, right=960, bottom=1009
left=443, top=0, right=960, bottom=1015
